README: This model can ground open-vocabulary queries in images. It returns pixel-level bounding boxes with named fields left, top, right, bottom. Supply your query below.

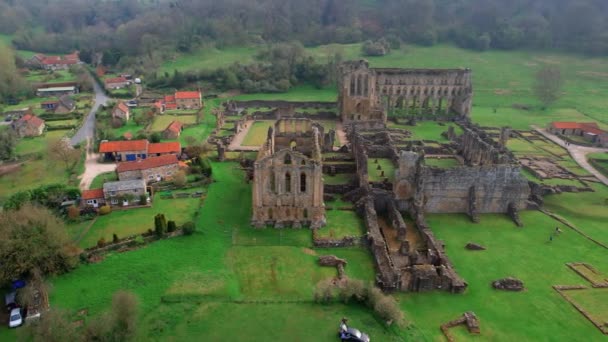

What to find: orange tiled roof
left=18, top=114, right=45, bottom=128
left=165, top=120, right=183, bottom=134
left=551, top=122, right=605, bottom=134
left=116, top=154, right=178, bottom=173
left=116, top=102, right=130, bottom=113
left=105, top=76, right=128, bottom=84
left=175, top=91, right=201, bottom=100
left=99, top=139, right=148, bottom=153
left=82, top=188, right=104, bottom=200
left=148, top=142, right=181, bottom=154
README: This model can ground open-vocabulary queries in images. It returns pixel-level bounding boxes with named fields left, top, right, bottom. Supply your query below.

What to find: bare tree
left=47, top=138, right=81, bottom=173
left=533, top=65, right=563, bottom=108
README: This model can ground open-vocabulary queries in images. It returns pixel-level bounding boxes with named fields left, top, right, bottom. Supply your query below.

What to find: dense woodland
left=1, top=0, right=608, bottom=98
left=2, top=0, right=608, bottom=60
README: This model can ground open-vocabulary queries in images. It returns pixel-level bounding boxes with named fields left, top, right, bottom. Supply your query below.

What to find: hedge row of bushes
left=314, top=278, right=405, bottom=327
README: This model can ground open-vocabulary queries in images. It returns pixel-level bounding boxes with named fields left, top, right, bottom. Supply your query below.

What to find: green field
left=242, top=120, right=273, bottom=146
left=0, top=130, right=75, bottom=203
left=159, top=46, right=258, bottom=73
left=151, top=114, right=197, bottom=132
left=367, top=158, right=395, bottom=182
left=75, top=192, right=202, bottom=248
left=425, top=157, right=460, bottom=168
left=388, top=121, right=462, bottom=142
left=319, top=210, right=366, bottom=239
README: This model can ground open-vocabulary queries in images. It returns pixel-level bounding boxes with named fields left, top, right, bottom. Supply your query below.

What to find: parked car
left=9, top=308, right=23, bottom=328
left=4, top=291, right=17, bottom=311
left=126, top=100, right=138, bottom=107
left=339, top=327, right=370, bottom=342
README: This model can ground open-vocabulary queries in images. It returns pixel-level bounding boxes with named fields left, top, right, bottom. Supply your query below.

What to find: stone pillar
left=499, top=126, right=512, bottom=147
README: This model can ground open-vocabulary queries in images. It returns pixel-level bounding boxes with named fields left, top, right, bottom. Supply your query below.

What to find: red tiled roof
left=551, top=122, right=598, bottom=129
left=18, top=114, right=45, bottom=128
left=116, top=102, right=130, bottom=113
left=148, top=142, right=181, bottom=154
left=175, top=91, right=201, bottom=100
left=99, top=139, right=148, bottom=153
left=164, top=95, right=176, bottom=104
left=165, top=120, right=183, bottom=134
left=82, top=188, right=104, bottom=200
left=551, top=122, right=605, bottom=134
left=105, top=76, right=128, bottom=85
left=116, top=154, right=179, bottom=173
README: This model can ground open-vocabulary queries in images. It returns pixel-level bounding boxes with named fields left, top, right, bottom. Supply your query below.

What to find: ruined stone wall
left=338, top=60, right=473, bottom=124
left=457, top=126, right=513, bottom=165
left=251, top=149, right=325, bottom=228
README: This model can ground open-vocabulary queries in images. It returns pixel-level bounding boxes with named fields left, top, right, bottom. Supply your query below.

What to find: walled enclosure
left=394, top=124, right=530, bottom=215
left=251, top=118, right=326, bottom=228
left=338, top=60, right=473, bottom=123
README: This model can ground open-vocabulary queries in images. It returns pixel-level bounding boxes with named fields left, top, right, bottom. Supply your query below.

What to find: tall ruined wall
left=458, top=126, right=513, bottom=165
left=421, top=165, right=529, bottom=213
left=338, top=60, right=473, bottom=123
left=252, top=149, right=325, bottom=228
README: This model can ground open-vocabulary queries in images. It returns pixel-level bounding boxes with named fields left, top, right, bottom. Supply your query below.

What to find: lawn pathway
left=228, top=119, right=258, bottom=151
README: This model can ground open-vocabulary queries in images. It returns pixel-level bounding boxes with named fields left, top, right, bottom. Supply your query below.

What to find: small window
left=300, top=173, right=307, bottom=192
left=284, top=154, right=292, bottom=164
left=110, top=191, right=116, bottom=196
left=111, top=199, right=118, bottom=204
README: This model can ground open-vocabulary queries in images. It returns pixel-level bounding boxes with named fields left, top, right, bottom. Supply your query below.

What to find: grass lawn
left=388, top=121, right=461, bottom=142
left=319, top=210, right=366, bottom=239
left=367, top=158, right=395, bottom=182
left=400, top=210, right=608, bottom=341
left=543, top=183, right=608, bottom=247
left=30, top=163, right=415, bottom=341
left=25, top=69, right=77, bottom=83
left=151, top=114, right=197, bottom=132
left=564, top=288, right=608, bottom=326
left=425, top=157, right=460, bottom=168
left=159, top=46, right=258, bottom=73
left=242, top=120, right=273, bottom=146
left=89, top=171, right=117, bottom=190
left=0, top=130, right=76, bottom=203
left=77, top=192, right=202, bottom=248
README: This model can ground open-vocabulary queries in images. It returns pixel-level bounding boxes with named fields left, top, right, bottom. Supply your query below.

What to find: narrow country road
left=533, top=126, right=608, bottom=186
left=70, top=74, right=109, bottom=146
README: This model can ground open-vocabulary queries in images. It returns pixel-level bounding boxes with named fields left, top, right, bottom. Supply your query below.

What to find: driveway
left=79, top=141, right=116, bottom=190
left=533, top=126, right=608, bottom=186
left=70, top=74, right=109, bottom=146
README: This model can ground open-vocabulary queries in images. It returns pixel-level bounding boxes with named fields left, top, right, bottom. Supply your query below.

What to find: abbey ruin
left=338, top=60, right=473, bottom=123
left=232, top=60, right=531, bottom=293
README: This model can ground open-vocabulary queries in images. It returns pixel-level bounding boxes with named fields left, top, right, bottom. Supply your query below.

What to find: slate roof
left=103, top=179, right=146, bottom=193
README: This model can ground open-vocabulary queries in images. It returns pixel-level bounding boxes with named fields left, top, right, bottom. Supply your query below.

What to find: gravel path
left=533, top=127, right=608, bottom=186
left=79, top=141, right=117, bottom=190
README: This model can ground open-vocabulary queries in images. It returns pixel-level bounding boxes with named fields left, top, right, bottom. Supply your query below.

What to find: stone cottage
left=40, top=95, right=75, bottom=114
left=103, top=179, right=148, bottom=207
left=12, top=114, right=46, bottom=137
left=116, top=154, right=179, bottom=183
left=104, top=76, right=130, bottom=90
left=163, top=121, right=183, bottom=139
left=81, top=188, right=106, bottom=208
left=112, top=102, right=130, bottom=122
left=99, top=140, right=181, bottom=161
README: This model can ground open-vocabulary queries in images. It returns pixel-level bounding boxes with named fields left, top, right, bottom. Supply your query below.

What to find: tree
left=154, top=214, right=167, bottom=237
left=0, top=204, right=77, bottom=283
left=84, top=291, right=139, bottom=342
left=0, top=129, right=18, bottom=161
left=533, top=66, right=563, bottom=108
left=47, top=138, right=81, bottom=173
left=0, top=44, right=27, bottom=101
left=174, top=170, right=187, bottom=187
left=18, top=308, right=80, bottom=342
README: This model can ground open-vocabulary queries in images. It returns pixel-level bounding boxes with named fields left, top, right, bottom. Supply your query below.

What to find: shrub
left=167, top=220, right=177, bottom=233
left=173, top=170, right=187, bottom=187
left=339, top=279, right=366, bottom=304
left=67, top=206, right=80, bottom=219
left=139, top=194, right=147, bottom=205
left=182, top=221, right=196, bottom=235
left=112, top=233, right=119, bottom=243
left=97, top=238, right=106, bottom=248
left=134, top=236, right=145, bottom=245
left=99, top=205, right=111, bottom=215
left=154, top=214, right=167, bottom=237
left=313, top=278, right=335, bottom=304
